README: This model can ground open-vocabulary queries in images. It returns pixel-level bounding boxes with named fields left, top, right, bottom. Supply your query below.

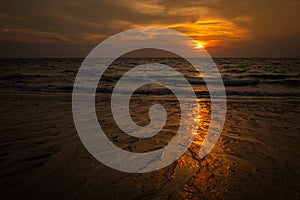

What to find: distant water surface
left=0, top=58, right=299, bottom=99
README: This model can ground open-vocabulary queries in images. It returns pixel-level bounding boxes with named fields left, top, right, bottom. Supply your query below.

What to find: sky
left=0, top=0, right=299, bottom=58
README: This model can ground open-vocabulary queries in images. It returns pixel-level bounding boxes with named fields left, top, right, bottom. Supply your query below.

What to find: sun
left=196, top=43, right=203, bottom=49
left=195, top=41, right=206, bottom=49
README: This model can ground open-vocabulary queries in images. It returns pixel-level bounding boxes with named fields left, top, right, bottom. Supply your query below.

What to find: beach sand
left=0, top=92, right=299, bottom=199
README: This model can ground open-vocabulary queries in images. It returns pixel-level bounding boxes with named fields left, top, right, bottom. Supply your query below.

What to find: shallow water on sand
left=1, top=93, right=299, bottom=199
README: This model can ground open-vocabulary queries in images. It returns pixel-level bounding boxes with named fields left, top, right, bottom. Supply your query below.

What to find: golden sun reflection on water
left=190, top=100, right=211, bottom=155
left=170, top=100, right=211, bottom=175
left=168, top=99, right=232, bottom=199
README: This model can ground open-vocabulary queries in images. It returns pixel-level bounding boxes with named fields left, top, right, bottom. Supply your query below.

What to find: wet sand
left=0, top=92, right=299, bottom=199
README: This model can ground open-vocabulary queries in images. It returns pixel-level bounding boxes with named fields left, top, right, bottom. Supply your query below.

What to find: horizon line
left=0, top=56, right=300, bottom=59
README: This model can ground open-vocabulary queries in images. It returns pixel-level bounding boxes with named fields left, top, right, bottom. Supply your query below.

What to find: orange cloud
left=127, top=17, right=251, bottom=49
left=165, top=19, right=251, bottom=48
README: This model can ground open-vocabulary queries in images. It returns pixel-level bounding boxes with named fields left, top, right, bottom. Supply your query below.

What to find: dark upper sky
left=0, top=0, right=299, bottom=57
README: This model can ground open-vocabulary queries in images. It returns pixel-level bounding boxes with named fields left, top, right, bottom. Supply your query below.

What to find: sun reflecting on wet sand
left=167, top=100, right=211, bottom=186
left=190, top=100, right=211, bottom=154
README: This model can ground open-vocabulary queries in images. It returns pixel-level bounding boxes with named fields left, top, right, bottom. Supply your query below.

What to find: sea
left=1, top=58, right=299, bottom=99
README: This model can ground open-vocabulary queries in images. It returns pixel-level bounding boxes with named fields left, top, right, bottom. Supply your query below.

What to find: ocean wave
left=188, top=78, right=259, bottom=87
left=266, top=79, right=300, bottom=86
left=225, top=91, right=300, bottom=97
left=0, top=74, right=48, bottom=80
left=247, top=74, right=291, bottom=80
left=222, top=79, right=260, bottom=86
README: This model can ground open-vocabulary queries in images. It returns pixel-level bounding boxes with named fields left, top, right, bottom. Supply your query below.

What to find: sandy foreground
left=0, top=92, right=299, bottom=199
